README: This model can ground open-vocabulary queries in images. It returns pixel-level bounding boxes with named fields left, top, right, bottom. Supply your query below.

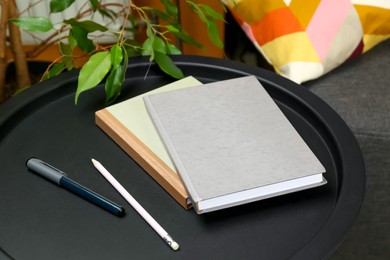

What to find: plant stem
left=0, top=0, right=8, bottom=102
left=8, top=0, right=31, bottom=90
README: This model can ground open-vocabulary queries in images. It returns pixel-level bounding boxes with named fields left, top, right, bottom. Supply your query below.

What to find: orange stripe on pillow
left=251, top=7, right=304, bottom=45
left=354, top=5, right=390, bottom=35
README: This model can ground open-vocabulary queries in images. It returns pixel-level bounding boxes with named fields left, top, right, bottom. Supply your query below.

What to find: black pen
left=26, top=157, right=125, bottom=217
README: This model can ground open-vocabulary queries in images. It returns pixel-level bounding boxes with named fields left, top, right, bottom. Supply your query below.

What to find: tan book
left=95, top=77, right=202, bottom=209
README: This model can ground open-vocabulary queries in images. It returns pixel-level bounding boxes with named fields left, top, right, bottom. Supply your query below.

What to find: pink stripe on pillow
left=306, top=0, right=353, bottom=60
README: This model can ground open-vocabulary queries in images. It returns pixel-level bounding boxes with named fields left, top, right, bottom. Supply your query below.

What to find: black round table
left=0, top=56, right=365, bottom=260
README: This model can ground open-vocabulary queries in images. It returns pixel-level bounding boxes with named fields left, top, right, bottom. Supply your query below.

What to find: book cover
left=95, top=77, right=202, bottom=209
left=144, top=76, right=327, bottom=214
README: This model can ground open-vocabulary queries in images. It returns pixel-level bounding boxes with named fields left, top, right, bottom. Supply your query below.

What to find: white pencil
left=91, top=158, right=180, bottom=251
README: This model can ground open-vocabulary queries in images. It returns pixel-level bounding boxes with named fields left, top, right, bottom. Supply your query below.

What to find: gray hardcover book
left=144, top=76, right=326, bottom=214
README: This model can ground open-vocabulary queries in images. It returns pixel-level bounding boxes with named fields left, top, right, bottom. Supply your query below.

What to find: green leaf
left=65, top=19, right=108, bottom=32
left=50, top=0, right=75, bottom=13
left=123, top=38, right=142, bottom=57
left=122, top=46, right=129, bottom=73
left=166, top=43, right=181, bottom=55
left=105, top=66, right=124, bottom=104
left=146, top=25, right=154, bottom=39
left=60, top=42, right=72, bottom=56
left=13, top=87, right=29, bottom=96
left=190, top=4, right=208, bottom=23
left=161, top=0, right=178, bottom=16
left=123, top=26, right=138, bottom=33
left=105, top=46, right=128, bottom=104
left=89, top=0, right=99, bottom=11
left=70, top=26, right=95, bottom=53
left=143, top=24, right=156, bottom=61
left=152, top=9, right=176, bottom=24
left=75, top=51, right=112, bottom=104
left=167, top=27, right=203, bottom=48
left=126, top=14, right=139, bottom=27
left=153, top=37, right=166, bottom=54
left=142, top=38, right=154, bottom=61
left=122, top=39, right=142, bottom=57
left=59, top=42, right=74, bottom=70
left=199, top=4, right=225, bottom=21
left=42, top=63, right=65, bottom=80
left=125, top=47, right=141, bottom=57
left=68, top=34, right=77, bottom=50
left=62, top=55, right=74, bottom=71
left=110, top=44, right=123, bottom=69
left=154, top=52, right=184, bottom=79
left=124, top=38, right=141, bottom=47
left=12, top=17, right=53, bottom=32
left=207, top=20, right=223, bottom=48
left=166, top=25, right=179, bottom=33
left=98, top=8, right=116, bottom=20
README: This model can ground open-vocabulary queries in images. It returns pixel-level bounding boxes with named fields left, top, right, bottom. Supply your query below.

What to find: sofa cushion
left=305, top=39, right=390, bottom=136
left=305, top=37, right=390, bottom=260
left=225, top=0, right=390, bottom=84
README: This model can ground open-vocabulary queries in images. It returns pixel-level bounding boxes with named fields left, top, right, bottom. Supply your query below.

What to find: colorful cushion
left=224, top=0, right=390, bottom=83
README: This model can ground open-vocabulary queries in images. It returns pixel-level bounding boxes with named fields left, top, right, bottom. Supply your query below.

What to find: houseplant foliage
left=13, top=0, right=224, bottom=104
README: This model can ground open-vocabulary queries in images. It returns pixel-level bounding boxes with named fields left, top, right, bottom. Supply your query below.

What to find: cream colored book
left=95, top=77, right=202, bottom=209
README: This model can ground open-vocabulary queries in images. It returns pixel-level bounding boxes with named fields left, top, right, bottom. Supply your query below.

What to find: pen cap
left=26, top=158, right=65, bottom=185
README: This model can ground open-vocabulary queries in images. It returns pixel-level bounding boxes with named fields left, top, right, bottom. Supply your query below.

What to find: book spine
left=95, top=109, right=190, bottom=209
left=144, top=96, right=200, bottom=208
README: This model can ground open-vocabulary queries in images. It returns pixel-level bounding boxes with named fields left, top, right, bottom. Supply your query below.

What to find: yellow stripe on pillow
left=354, top=5, right=390, bottom=35
left=363, top=34, right=390, bottom=52
left=261, top=32, right=320, bottom=66
left=233, top=0, right=286, bottom=24
left=289, top=0, right=321, bottom=29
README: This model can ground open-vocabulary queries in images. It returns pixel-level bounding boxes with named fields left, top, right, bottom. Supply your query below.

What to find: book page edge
left=95, top=109, right=191, bottom=209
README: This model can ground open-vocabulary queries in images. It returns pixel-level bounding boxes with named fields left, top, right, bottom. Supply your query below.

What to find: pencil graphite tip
left=91, top=158, right=98, bottom=165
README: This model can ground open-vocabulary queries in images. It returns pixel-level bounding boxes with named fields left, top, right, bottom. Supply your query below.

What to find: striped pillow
left=225, top=0, right=390, bottom=83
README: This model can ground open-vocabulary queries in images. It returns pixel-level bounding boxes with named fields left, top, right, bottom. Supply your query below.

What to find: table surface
left=0, top=56, right=365, bottom=260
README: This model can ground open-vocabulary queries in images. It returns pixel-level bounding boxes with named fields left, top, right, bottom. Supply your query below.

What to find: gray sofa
left=225, top=14, right=389, bottom=259
left=306, top=39, right=390, bottom=260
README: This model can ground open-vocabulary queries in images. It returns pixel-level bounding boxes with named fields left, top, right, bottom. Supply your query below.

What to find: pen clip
left=26, top=157, right=67, bottom=185
left=41, top=161, right=67, bottom=177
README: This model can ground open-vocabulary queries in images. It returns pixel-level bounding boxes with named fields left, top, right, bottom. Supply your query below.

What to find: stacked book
left=95, top=76, right=326, bottom=214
